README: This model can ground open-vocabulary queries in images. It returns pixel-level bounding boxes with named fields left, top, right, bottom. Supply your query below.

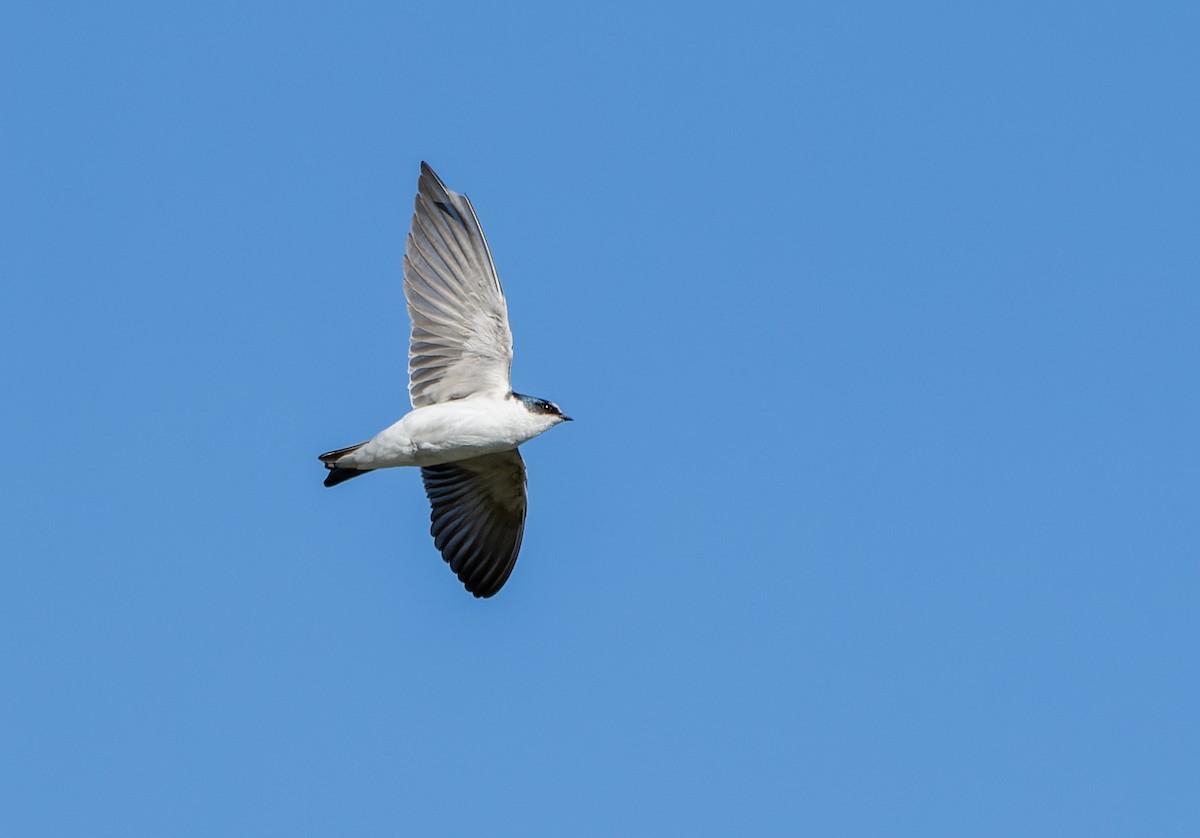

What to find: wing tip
left=417, top=161, right=449, bottom=197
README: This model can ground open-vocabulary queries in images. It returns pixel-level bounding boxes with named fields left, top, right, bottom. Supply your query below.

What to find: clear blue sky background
left=2, top=2, right=1197, bottom=835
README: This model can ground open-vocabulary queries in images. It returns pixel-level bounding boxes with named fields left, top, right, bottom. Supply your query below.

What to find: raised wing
left=420, top=450, right=528, bottom=598
left=403, top=162, right=514, bottom=408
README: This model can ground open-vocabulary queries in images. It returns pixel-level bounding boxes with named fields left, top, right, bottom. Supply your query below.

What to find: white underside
left=337, top=395, right=561, bottom=469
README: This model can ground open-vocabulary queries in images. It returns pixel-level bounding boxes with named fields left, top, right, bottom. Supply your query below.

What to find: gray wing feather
left=404, top=163, right=514, bottom=407
left=420, top=450, right=527, bottom=598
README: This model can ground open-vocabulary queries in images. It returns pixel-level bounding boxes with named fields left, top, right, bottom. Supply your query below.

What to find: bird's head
left=515, top=393, right=573, bottom=425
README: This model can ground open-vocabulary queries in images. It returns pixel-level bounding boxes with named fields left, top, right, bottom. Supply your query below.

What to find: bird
left=319, top=162, right=571, bottom=598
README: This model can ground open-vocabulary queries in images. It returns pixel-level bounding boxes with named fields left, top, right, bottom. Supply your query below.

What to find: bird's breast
left=400, top=399, right=539, bottom=466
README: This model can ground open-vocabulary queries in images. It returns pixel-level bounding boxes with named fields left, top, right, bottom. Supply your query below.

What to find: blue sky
left=2, top=2, right=1197, bottom=835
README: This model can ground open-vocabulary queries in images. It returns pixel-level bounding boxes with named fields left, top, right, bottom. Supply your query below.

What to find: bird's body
left=330, top=395, right=563, bottom=470
left=319, top=162, right=570, bottom=598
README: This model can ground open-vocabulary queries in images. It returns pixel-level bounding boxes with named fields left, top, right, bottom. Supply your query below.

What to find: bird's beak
left=562, top=415, right=573, bottom=422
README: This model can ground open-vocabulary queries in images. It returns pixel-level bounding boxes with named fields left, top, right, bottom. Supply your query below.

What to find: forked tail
left=318, top=442, right=370, bottom=488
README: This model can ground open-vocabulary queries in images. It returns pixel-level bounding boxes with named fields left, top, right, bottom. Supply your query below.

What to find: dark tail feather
left=324, top=466, right=370, bottom=487
left=319, top=442, right=370, bottom=488
left=319, top=442, right=367, bottom=464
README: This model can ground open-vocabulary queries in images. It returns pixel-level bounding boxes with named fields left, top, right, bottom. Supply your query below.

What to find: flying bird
left=319, top=162, right=571, bottom=598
